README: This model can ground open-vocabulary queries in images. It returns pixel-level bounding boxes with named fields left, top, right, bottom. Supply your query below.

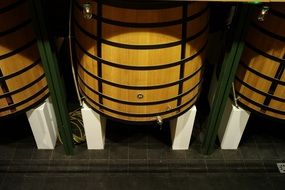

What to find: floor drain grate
left=277, top=163, right=285, bottom=173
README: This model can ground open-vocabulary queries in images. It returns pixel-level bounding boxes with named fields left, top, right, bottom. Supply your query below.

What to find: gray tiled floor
left=0, top=114, right=285, bottom=190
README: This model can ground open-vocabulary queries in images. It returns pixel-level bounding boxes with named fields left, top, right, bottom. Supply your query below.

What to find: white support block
left=81, top=102, right=106, bottom=149
left=170, top=106, right=197, bottom=150
left=218, top=98, right=251, bottom=149
left=26, top=98, right=58, bottom=149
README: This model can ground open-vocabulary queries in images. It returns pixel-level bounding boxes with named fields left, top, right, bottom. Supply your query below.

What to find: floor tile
left=109, top=159, right=129, bottom=174
left=165, top=149, right=186, bottom=160
left=0, top=144, right=16, bottom=160
left=70, top=144, right=90, bottom=160
left=129, top=144, right=147, bottom=159
left=263, top=160, right=280, bottom=173
left=51, top=145, right=71, bottom=160
left=0, top=160, right=10, bottom=173
left=21, top=176, right=45, bottom=190
left=206, top=160, right=226, bottom=173
left=240, top=144, right=260, bottom=160
left=222, top=149, right=243, bottom=160
left=147, top=144, right=168, bottom=160
left=146, top=176, right=170, bottom=190
left=129, top=159, right=148, bottom=175
left=148, top=159, right=168, bottom=176
left=179, top=176, right=214, bottom=190
left=13, top=143, right=35, bottom=160
left=8, top=160, right=31, bottom=174
left=203, top=149, right=224, bottom=160
left=257, top=143, right=279, bottom=160
left=0, top=174, right=24, bottom=190
left=243, top=160, right=265, bottom=173
left=186, top=159, right=207, bottom=173
left=89, top=159, right=109, bottom=174
left=228, top=175, right=274, bottom=190
left=47, top=160, right=70, bottom=176
left=186, top=145, right=205, bottom=160
left=274, top=143, right=285, bottom=159
left=26, top=160, right=50, bottom=176
left=224, top=160, right=246, bottom=173
left=68, top=159, right=89, bottom=176
left=89, top=145, right=110, bottom=159
left=109, top=144, right=129, bottom=159
left=31, top=149, right=52, bottom=160
left=269, top=176, right=285, bottom=190
left=43, top=176, right=77, bottom=190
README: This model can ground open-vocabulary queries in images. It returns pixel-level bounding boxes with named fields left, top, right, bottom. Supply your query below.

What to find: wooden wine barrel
left=74, top=0, right=208, bottom=122
left=0, top=0, right=49, bottom=118
left=234, top=4, right=285, bottom=121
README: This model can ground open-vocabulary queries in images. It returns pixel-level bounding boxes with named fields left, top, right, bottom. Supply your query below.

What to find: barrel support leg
left=26, top=97, right=58, bottom=149
left=81, top=102, right=106, bottom=149
left=218, top=98, right=250, bottom=149
left=170, top=106, right=197, bottom=150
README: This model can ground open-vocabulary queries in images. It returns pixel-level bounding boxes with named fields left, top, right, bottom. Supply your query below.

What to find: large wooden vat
left=0, top=0, right=49, bottom=118
left=235, top=4, right=285, bottom=120
left=74, top=0, right=208, bottom=122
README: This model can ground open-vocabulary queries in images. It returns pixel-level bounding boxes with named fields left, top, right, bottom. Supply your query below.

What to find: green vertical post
left=202, top=4, right=251, bottom=154
left=29, top=0, right=74, bottom=155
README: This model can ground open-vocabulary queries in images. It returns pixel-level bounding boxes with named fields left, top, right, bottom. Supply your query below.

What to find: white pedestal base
left=26, top=98, right=58, bottom=149
left=218, top=99, right=250, bottom=149
left=81, top=102, right=106, bottom=149
left=170, top=106, right=197, bottom=150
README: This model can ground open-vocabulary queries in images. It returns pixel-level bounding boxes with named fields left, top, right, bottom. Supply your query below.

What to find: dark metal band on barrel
left=0, top=0, right=25, bottom=14
left=75, top=40, right=207, bottom=70
left=92, top=7, right=208, bottom=28
left=270, top=8, right=285, bottom=19
left=0, top=19, right=31, bottom=37
left=0, top=69, right=13, bottom=107
left=245, top=42, right=285, bottom=65
left=0, top=39, right=37, bottom=60
left=77, top=54, right=204, bottom=90
left=96, top=2, right=103, bottom=106
left=239, top=61, right=285, bottom=86
left=177, top=3, right=189, bottom=107
left=74, top=0, right=185, bottom=10
left=74, top=19, right=208, bottom=50
left=0, top=86, right=49, bottom=112
left=0, top=73, right=46, bottom=99
left=93, top=0, right=186, bottom=10
left=78, top=74, right=202, bottom=106
left=74, top=1, right=208, bottom=28
left=0, top=59, right=41, bottom=81
left=78, top=56, right=203, bottom=101
left=82, top=97, right=198, bottom=125
left=233, top=99, right=285, bottom=124
left=81, top=88, right=199, bottom=118
left=251, top=22, right=285, bottom=42
left=262, top=58, right=284, bottom=111
left=235, top=91, right=285, bottom=116
left=235, top=76, right=285, bottom=102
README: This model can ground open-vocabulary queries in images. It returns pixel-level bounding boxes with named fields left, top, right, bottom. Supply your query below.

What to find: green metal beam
left=29, top=0, right=74, bottom=155
left=202, top=4, right=251, bottom=155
